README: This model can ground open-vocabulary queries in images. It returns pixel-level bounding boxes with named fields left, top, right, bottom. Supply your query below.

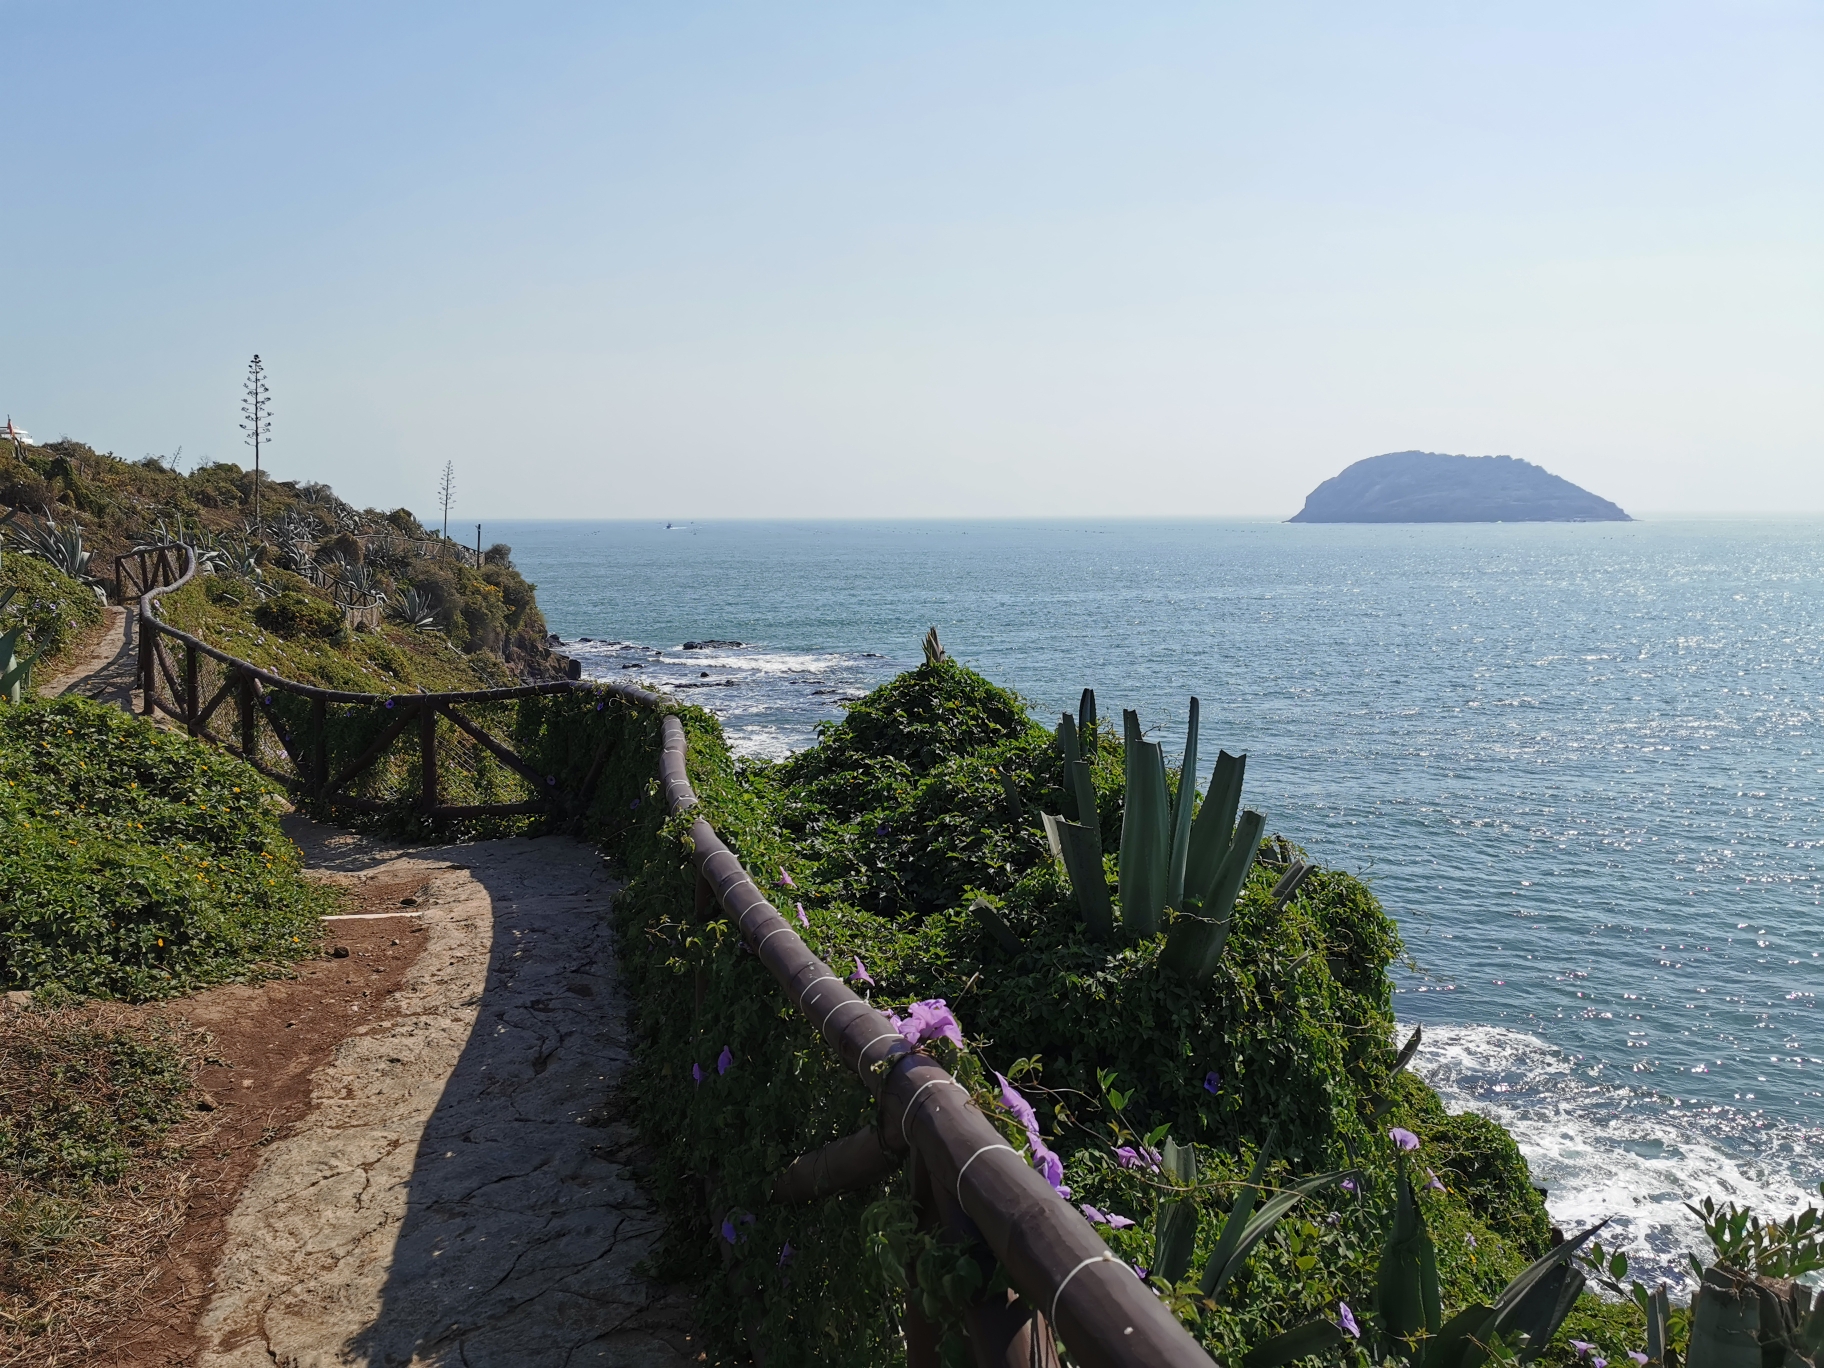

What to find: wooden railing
left=123, top=543, right=1211, bottom=1368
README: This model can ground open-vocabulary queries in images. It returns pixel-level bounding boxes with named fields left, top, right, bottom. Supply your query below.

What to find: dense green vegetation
left=0, top=548, right=104, bottom=680
left=0, top=437, right=560, bottom=683
left=0, top=697, right=336, bottom=999
left=600, top=659, right=1617, bottom=1366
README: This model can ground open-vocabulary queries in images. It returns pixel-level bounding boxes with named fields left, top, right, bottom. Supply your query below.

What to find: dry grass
left=0, top=1001, right=210, bottom=1367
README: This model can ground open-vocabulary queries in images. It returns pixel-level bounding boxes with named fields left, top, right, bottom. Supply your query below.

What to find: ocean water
left=495, top=517, right=1824, bottom=1288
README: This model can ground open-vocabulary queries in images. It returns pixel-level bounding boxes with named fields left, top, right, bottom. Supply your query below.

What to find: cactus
left=387, top=587, right=439, bottom=631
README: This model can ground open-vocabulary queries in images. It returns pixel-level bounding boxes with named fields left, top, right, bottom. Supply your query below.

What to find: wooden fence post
left=239, top=671, right=256, bottom=759
left=184, top=643, right=199, bottom=735
left=311, top=697, right=328, bottom=796
left=419, top=702, right=438, bottom=815
left=138, top=614, right=155, bottom=715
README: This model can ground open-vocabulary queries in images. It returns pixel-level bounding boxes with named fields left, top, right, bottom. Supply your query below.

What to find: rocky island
left=1290, top=449, right=1631, bottom=523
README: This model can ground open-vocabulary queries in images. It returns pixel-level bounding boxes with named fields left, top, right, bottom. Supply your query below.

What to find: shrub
left=253, top=590, right=346, bottom=643
left=599, top=660, right=1553, bottom=1365
left=0, top=698, right=336, bottom=998
left=0, top=554, right=103, bottom=675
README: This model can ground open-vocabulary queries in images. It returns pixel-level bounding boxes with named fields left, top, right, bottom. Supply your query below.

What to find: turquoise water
left=495, top=516, right=1824, bottom=1284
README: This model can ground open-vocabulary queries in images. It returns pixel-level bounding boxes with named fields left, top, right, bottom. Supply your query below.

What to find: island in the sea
left=1289, top=450, right=1631, bottom=523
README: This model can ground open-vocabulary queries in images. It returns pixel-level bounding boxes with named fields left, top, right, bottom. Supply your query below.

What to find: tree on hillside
left=438, top=461, right=455, bottom=539
left=240, top=355, right=272, bottom=525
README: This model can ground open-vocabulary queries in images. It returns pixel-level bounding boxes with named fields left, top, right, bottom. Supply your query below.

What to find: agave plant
left=1042, top=690, right=1278, bottom=981
left=328, top=556, right=384, bottom=601
left=11, top=508, right=95, bottom=581
left=0, top=587, right=36, bottom=704
left=387, top=587, right=439, bottom=630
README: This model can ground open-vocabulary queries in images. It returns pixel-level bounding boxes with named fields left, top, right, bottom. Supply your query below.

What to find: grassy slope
left=156, top=569, right=515, bottom=694
left=1, top=551, right=105, bottom=680
left=0, top=697, right=337, bottom=1000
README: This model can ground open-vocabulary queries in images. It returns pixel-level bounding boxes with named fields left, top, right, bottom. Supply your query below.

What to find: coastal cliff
left=1290, top=450, right=1631, bottom=523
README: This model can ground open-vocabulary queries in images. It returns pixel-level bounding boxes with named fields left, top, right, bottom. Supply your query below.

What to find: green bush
left=590, top=660, right=1554, bottom=1366
left=0, top=697, right=336, bottom=998
left=0, top=552, right=103, bottom=675
left=253, top=590, right=346, bottom=643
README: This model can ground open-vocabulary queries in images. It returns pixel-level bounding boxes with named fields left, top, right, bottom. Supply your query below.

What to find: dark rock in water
left=1289, top=451, right=1630, bottom=523
left=682, top=640, right=744, bottom=650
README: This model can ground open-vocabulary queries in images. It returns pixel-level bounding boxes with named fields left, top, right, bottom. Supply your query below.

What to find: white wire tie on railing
left=1049, top=1253, right=1122, bottom=1330
left=899, top=1076, right=966, bottom=1148
left=820, top=997, right=868, bottom=1033
left=796, top=974, right=839, bottom=1010
left=855, top=1031, right=906, bottom=1076
left=955, top=1142, right=1018, bottom=1207
left=755, top=925, right=793, bottom=953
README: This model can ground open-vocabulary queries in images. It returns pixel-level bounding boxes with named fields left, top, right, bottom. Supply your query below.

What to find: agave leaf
left=1686, top=1267, right=1763, bottom=1368
left=968, top=898, right=1024, bottom=956
left=0, top=626, right=34, bottom=706
left=1068, top=760, right=1099, bottom=852
left=1487, top=1220, right=1609, bottom=1323
left=1427, top=1303, right=1499, bottom=1368
left=1202, top=1137, right=1275, bottom=1300
left=1164, top=697, right=1200, bottom=913
left=1152, top=1138, right=1200, bottom=1286
left=1184, top=750, right=1246, bottom=902
left=1242, top=1318, right=1345, bottom=1368
left=1269, top=859, right=1313, bottom=910
left=1119, top=711, right=1171, bottom=938
left=1645, top=1284, right=1670, bottom=1365
left=1046, top=814, right=1114, bottom=941
left=1379, top=1157, right=1442, bottom=1347
left=1058, top=712, right=1080, bottom=770
left=1194, top=810, right=1265, bottom=977
left=996, top=769, right=1024, bottom=829
left=1507, top=1262, right=1586, bottom=1365
left=1392, top=1025, right=1424, bottom=1078
left=1078, top=687, right=1096, bottom=735
left=1205, top=1165, right=1351, bottom=1304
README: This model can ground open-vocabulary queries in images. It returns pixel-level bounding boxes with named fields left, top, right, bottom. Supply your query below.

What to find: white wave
left=661, top=649, right=848, bottom=674
left=725, top=723, right=798, bottom=762
left=1407, top=1021, right=1824, bottom=1292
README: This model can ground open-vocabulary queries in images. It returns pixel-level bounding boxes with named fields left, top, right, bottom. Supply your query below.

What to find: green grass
left=0, top=697, right=337, bottom=999
left=1, top=550, right=104, bottom=679
left=157, top=569, right=518, bottom=694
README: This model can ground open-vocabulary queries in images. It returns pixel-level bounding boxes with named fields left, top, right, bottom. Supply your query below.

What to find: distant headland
left=1289, top=450, right=1631, bottom=523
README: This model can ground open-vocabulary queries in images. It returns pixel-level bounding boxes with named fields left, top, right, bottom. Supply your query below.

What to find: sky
left=1, top=3, right=1818, bottom=520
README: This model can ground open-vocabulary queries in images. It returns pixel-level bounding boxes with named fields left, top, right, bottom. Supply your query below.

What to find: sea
left=493, top=516, right=1824, bottom=1290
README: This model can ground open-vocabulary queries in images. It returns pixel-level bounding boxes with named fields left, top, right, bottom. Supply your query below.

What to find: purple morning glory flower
left=692, top=1062, right=704, bottom=1086
left=1341, top=1178, right=1358, bottom=1193
left=778, top=1242, right=794, bottom=1267
left=1203, top=1070, right=1221, bottom=1094
left=778, top=868, right=795, bottom=888
left=993, top=1072, right=1068, bottom=1196
left=1571, top=1342, right=1597, bottom=1357
left=1466, top=1233, right=1477, bottom=1248
left=893, top=1000, right=963, bottom=1049
left=630, top=797, right=640, bottom=809
left=1592, top=1359, right=1607, bottom=1367
left=796, top=902, right=809, bottom=927
left=1337, top=1303, right=1360, bottom=1339
left=1426, top=1167, right=1445, bottom=1192
left=1115, top=1145, right=1163, bottom=1172
left=1133, top=1265, right=1149, bottom=1280
left=1390, top=1127, right=1420, bottom=1152
left=1105, top=1212, right=1135, bottom=1229
left=850, top=956, right=874, bottom=986
left=717, top=1046, right=734, bottom=1075
left=1080, top=1204, right=1108, bottom=1224
left=720, top=1220, right=736, bottom=1244
left=1628, top=1354, right=1649, bottom=1365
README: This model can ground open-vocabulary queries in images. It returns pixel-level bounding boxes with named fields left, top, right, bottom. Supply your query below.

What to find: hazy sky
left=2, top=3, right=1818, bottom=519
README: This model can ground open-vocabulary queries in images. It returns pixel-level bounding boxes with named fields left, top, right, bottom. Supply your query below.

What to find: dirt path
left=38, top=630, right=697, bottom=1365
left=39, top=604, right=142, bottom=710
left=182, top=820, right=695, bottom=1368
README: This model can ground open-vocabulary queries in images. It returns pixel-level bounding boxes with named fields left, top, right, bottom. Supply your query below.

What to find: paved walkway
left=44, top=608, right=696, bottom=1365
left=195, top=820, right=693, bottom=1367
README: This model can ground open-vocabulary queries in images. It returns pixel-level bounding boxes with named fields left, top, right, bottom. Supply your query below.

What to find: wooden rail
left=123, top=543, right=1212, bottom=1368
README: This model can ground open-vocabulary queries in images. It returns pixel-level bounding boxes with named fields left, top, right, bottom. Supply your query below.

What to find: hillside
left=1, top=436, right=564, bottom=690
left=1290, top=450, right=1631, bottom=523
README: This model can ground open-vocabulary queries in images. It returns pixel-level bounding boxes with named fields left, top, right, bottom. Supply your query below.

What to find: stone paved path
left=192, top=819, right=694, bottom=1368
